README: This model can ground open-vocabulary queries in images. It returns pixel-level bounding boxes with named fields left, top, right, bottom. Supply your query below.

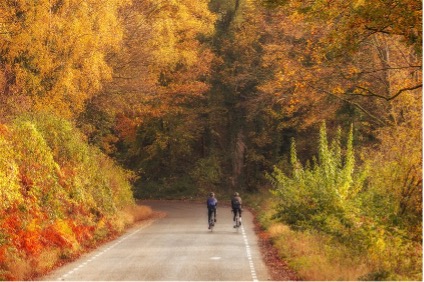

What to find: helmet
left=234, top=192, right=239, bottom=196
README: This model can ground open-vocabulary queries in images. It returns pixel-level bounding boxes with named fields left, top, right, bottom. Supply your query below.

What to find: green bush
left=269, top=123, right=366, bottom=242
left=267, top=122, right=422, bottom=280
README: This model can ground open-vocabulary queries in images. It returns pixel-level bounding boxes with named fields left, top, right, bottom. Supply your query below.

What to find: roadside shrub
left=267, top=122, right=422, bottom=280
left=269, top=123, right=367, bottom=243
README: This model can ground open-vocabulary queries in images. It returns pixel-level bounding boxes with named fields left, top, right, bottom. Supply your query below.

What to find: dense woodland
left=0, top=0, right=422, bottom=280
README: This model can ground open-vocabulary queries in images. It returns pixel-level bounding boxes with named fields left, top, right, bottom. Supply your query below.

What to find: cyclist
left=231, top=192, right=242, bottom=228
left=207, top=192, right=218, bottom=229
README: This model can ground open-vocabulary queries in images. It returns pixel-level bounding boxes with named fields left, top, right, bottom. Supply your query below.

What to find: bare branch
left=358, top=65, right=422, bottom=76
left=349, top=84, right=422, bottom=101
left=308, top=84, right=387, bottom=126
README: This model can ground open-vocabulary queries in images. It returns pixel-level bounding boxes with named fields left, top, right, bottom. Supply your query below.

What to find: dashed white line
left=241, top=225, right=259, bottom=282
left=55, top=218, right=259, bottom=281
left=57, top=219, right=155, bottom=281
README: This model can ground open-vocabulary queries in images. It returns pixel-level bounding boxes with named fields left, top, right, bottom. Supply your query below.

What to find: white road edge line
left=56, top=219, right=155, bottom=281
left=241, top=225, right=259, bottom=282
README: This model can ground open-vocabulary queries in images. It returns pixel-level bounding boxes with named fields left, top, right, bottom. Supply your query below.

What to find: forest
left=0, top=0, right=422, bottom=280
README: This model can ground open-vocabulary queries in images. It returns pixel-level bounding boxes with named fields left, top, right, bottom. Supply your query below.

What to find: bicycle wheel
left=234, top=215, right=240, bottom=231
left=209, top=215, right=214, bottom=231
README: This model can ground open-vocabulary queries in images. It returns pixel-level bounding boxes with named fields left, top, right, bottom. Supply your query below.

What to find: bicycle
left=208, top=212, right=215, bottom=231
left=234, top=213, right=241, bottom=231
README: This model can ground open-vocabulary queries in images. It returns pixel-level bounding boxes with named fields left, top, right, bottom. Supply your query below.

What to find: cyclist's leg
left=213, top=208, right=217, bottom=222
left=208, top=208, right=212, bottom=223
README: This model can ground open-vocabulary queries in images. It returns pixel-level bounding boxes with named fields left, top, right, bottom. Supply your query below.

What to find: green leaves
left=269, top=122, right=365, bottom=236
left=268, top=119, right=422, bottom=279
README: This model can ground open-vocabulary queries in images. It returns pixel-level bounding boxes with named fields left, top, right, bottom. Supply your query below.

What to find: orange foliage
left=0, top=245, right=6, bottom=262
left=1, top=210, right=37, bottom=257
left=0, top=0, right=127, bottom=119
left=17, top=228, right=42, bottom=257
left=115, top=114, right=140, bottom=142
left=41, top=223, right=73, bottom=249
left=70, top=222, right=95, bottom=244
left=0, top=124, right=8, bottom=135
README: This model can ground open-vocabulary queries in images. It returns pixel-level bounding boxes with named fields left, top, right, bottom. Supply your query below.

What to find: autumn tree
left=259, top=0, right=422, bottom=134
left=203, top=0, right=288, bottom=192
left=258, top=0, right=422, bottom=210
left=0, top=0, right=126, bottom=119
left=78, top=0, right=216, bottom=195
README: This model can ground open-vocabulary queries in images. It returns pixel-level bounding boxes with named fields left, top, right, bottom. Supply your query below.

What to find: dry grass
left=122, top=204, right=153, bottom=224
left=5, top=247, right=73, bottom=280
left=113, top=205, right=154, bottom=234
left=4, top=255, right=32, bottom=280
left=36, top=248, right=61, bottom=273
left=269, top=223, right=370, bottom=280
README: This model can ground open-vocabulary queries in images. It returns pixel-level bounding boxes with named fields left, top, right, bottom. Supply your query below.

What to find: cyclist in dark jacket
left=231, top=192, right=242, bottom=228
left=206, top=192, right=218, bottom=228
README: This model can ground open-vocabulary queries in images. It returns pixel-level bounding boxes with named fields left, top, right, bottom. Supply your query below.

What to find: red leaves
left=18, top=228, right=42, bottom=256
left=115, top=114, right=139, bottom=143
left=69, top=221, right=95, bottom=245
left=1, top=210, right=41, bottom=257
left=0, top=245, right=6, bottom=262
left=41, top=224, right=72, bottom=249
left=0, top=116, right=135, bottom=280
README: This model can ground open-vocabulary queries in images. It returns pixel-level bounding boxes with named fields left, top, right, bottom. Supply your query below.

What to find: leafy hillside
left=0, top=115, right=136, bottom=280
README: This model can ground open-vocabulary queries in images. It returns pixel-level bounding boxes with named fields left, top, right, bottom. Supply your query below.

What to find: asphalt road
left=42, top=200, right=271, bottom=281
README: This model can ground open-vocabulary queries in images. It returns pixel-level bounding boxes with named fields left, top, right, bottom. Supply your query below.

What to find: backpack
left=207, top=197, right=217, bottom=209
left=232, top=197, right=241, bottom=209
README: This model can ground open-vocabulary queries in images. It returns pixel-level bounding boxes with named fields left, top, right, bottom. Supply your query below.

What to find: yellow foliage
left=143, top=0, right=216, bottom=72
left=0, top=0, right=127, bottom=118
left=53, top=219, right=79, bottom=251
left=0, top=136, right=21, bottom=210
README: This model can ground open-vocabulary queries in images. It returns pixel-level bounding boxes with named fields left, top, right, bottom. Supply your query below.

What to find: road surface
left=42, top=200, right=271, bottom=281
